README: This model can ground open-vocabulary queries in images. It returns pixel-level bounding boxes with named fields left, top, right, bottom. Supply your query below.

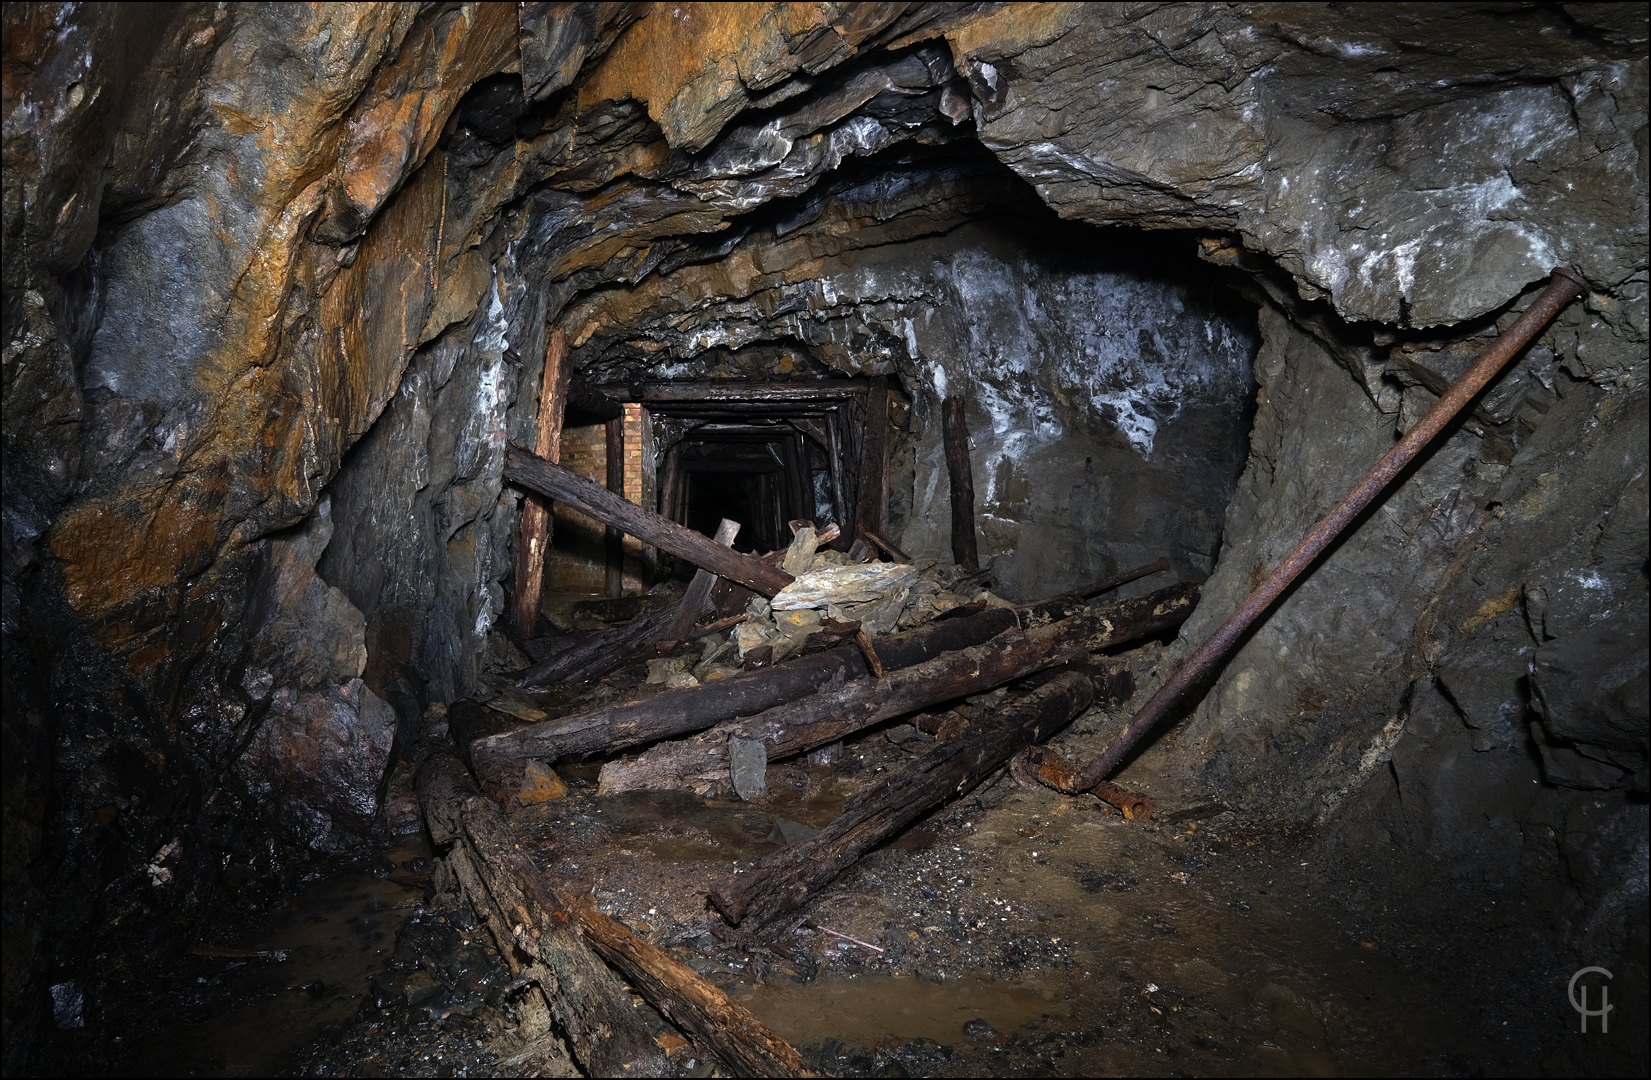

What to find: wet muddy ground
left=64, top=644, right=1634, bottom=1077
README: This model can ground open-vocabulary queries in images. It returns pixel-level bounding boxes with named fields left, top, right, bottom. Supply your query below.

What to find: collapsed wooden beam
left=518, top=520, right=742, bottom=688
left=597, top=582, right=1200, bottom=796
left=475, top=607, right=1021, bottom=770
left=504, top=445, right=794, bottom=595
left=511, top=328, right=571, bottom=638
left=562, top=893, right=812, bottom=1077
left=416, top=753, right=672, bottom=1077
left=708, top=672, right=1096, bottom=928
left=1018, top=556, right=1173, bottom=627
left=420, top=752, right=810, bottom=1076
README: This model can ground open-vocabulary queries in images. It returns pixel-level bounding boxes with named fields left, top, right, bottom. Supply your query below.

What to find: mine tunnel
left=3, top=3, right=1647, bottom=1077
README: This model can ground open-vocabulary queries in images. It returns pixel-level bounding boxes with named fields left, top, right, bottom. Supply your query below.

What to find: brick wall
left=542, top=406, right=650, bottom=592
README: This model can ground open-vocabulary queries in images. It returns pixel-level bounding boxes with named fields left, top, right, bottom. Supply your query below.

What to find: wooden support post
left=605, top=416, right=625, bottom=599
left=596, top=582, right=1199, bottom=797
left=708, top=672, right=1095, bottom=928
left=512, top=327, right=570, bottom=638
left=504, top=445, right=794, bottom=595
left=854, top=375, right=889, bottom=543
left=942, top=394, right=978, bottom=572
left=473, top=607, right=1021, bottom=768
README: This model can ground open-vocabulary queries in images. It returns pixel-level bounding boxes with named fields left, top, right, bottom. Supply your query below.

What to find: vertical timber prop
left=1030, top=268, right=1593, bottom=797
left=942, top=394, right=979, bottom=572
left=511, top=327, right=570, bottom=638
left=604, top=416, right=626, bottom=599
left=853, top=375, right=890, bottom=543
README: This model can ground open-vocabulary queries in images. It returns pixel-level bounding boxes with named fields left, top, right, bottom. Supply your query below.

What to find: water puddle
left=105, top=835, right=431, bottom=1077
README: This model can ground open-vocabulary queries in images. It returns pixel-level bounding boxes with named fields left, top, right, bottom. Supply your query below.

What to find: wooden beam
left=708, top=673, right=1095, bottom=928
left=594, top=380, right=867, bottom=404
left=853, top=376, right=890, bottom=542
left=416, top=753, right=672, bottom=1077
left=561, top=892, right=811, bottom=1077
left=472, top=607, right=1021, bottom=768
left=595, top=582, right=1200, bottom=797
left=942, top=394, right=979, bottom=572
left=504, top=445, right=794, bottom=595
left=511, top=327, right=570, bottom=638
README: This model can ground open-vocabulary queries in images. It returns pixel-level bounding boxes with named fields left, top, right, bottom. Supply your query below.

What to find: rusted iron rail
left=1050, top=267, right=1590, bottom=794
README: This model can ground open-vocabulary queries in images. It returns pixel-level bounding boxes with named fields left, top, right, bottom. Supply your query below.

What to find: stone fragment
left=518, top=760, right=568, bottom=804
left=729, top=736, right=768, bottom=801
left=781, top=525, right=820, bottom=576
left=770, top=563, right=921, bottom=609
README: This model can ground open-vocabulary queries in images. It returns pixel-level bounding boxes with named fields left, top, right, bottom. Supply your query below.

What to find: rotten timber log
left=504, top=445, right=794, bottom=596
left=942, top=395, right=978, bottom=572
left=708, top=672, right=1095, bottom=928
left=1019, top=556, right=1173, bottom=627
left=416, top=753, right=672, bottom=1077
left=511, top=327, right=571, bottom=638
left=597, top=582, right=1199, bottom=796
left=517, top=519, right=743, bottom=688
left=474, top=606, right=1022, bottom=772
left=562, top=893, right=811, bottom=1077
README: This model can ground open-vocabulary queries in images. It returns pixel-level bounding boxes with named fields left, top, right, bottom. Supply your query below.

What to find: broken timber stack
left=416, top=751, right=810, bottom=1077
left=596, top=582, right=1198, bottom=796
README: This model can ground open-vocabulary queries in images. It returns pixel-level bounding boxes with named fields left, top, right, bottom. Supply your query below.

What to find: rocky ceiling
left=3, top=3, right=1647, bottom=1070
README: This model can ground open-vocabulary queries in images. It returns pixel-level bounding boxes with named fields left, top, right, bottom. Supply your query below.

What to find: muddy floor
left=62, top=643, right=1635, bottom=1078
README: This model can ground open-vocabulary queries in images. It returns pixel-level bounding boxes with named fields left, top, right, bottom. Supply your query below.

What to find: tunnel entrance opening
left=673, top=428, right=834, bottom=555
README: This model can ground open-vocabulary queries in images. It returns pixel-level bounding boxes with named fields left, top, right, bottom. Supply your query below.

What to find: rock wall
left=3, top=3, right=1646, bottom=1068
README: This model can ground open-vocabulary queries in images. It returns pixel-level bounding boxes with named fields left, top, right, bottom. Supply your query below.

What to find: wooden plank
left=504, top=445, right=794, bottom=595
left=512, top=327, right=571, bottom=638
left=942, top=394, right=978, bottom=571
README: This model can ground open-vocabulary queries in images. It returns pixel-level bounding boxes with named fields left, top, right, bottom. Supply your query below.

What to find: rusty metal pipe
left=1069, top=267, right=1590, bottom=792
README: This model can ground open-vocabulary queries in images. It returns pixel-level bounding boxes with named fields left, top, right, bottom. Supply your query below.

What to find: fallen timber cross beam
left=708, top=672, right=1096, bottom=929
left=1032, top=267, right=1592, bottom=797
left=473, top=606, right=1022, bottom=771
left=504, top=443, right=794, bottom=596
left=596, top=581, right=1201, bottom=797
